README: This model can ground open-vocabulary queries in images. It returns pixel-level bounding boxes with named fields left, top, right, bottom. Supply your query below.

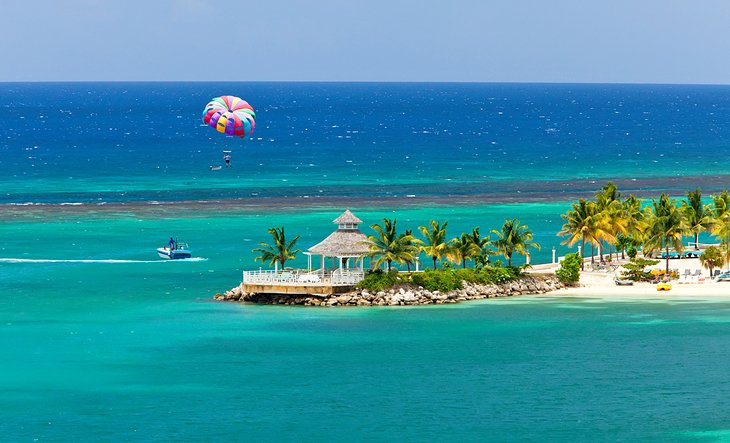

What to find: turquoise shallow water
left=4, top=285, right=730, bottom=441
left=2, top=207, right=730, bottom=441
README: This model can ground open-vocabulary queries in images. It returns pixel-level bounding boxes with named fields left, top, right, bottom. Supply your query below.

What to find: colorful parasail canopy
left=202, top=96, right=256, bottom=138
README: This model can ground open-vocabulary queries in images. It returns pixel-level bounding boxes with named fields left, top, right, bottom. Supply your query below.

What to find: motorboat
left=157, top=241, right=192, bottom=259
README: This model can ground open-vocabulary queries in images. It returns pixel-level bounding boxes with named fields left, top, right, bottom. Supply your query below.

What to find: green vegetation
left=620, top=258, right=660, bottom=282
left=356, top=270, right=402, bottom=292
left=558, top=182, right=730, bottom=273
left=555, top=252, right=581, bottom=285
left=253, top=206, right=541, bottom=275
left=491, top=219, right=541, bottom=267
left=252, top=226, right=301, bottom=270
left=357, top=267, right=521, bottom=293
left=644, top=193, right=689, bottom=273
left=365, top=218, right=420, bottom=271
left=418, top=220, right=450, bottom=269
left=712, top=191, right=730, bottom=264
left=411, top=269, right=463, bottom=292
left=627, top=246, right=638, bottom=260
left=683, top=188, right=713, bottom=251
left=252, top=182, right=730, bottom=287
left=700, top=246, right=724, bottom=277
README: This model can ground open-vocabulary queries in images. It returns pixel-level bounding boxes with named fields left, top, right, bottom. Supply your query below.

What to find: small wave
left=0, top=257, right=207, bottom=264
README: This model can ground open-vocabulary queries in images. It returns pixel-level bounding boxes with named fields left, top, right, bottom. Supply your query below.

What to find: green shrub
left=627, top=246, right=638, bottom=259
left=410, top=269, right=462, bottom=292
left=444, top=267, right=518, bottom=286
left=360, top=267, right=521, bottom=293
left=621, top=257, right=660, bottom=281
left=555, top=252, right=581, bottom=284
left=357, top=270, right=399, bottom=292
left=478, top=266, right=519, bottom=284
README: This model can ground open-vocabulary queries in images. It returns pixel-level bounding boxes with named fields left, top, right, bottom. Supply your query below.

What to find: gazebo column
left=320, top=255, right=325, bottom=274
left=306, top=253, right=312, bottom=272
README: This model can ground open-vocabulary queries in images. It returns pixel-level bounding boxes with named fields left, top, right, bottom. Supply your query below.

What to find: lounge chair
left=614, top=278, right=634, bottom=286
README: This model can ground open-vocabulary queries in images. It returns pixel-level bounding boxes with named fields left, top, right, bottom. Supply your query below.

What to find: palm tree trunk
left=432, top=257, right=437, bottom=269
left=665, top=242, right=670, bottom=274
left=581, top=238, right=585, bottom=270
left=695, top=232, right=700, bottom=250
left=387, top=259, right=392, bottom=272
left=591, top=244, right=595, bottom=264
left=462, top=258, right=466, bottom=269
left=599, top=243, right=604, bottom=263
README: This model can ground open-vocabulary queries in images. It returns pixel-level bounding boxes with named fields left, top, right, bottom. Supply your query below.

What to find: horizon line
left=2, top=79, right=730, bottom=87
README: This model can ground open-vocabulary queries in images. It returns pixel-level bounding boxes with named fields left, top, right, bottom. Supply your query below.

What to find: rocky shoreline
left=213, top=274, right=564, bottom=306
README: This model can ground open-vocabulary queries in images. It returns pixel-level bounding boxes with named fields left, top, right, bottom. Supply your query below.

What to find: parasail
left=202, top=95, right=256, bottom=138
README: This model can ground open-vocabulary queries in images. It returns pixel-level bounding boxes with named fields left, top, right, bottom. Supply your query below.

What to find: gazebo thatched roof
left=307, top=210, right=370, bottom=257
left=333, top=209, right=362, bottom=225
left=307, top=229, right=370, bottom=257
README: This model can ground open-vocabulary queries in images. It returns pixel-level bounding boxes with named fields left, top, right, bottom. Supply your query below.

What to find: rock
left=337, top=295, right=352, bottom=304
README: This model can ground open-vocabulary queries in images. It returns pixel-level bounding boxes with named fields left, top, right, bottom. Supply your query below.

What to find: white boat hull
left=156, top=247, right=192, bottom=260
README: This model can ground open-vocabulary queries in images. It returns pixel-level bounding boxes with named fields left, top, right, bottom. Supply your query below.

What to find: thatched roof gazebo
left=242, top=209, right=370, bottom=291
left=304, top=209, right=371, bottom=272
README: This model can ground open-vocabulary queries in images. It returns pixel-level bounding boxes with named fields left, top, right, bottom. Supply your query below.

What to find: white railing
left=243, top=269, right=364, bottom=286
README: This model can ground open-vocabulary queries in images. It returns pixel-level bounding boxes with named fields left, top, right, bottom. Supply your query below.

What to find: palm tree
left=699, top=246, right=724, bottom=277
left=596, top=181, right=622, bottom=207
left=366, top=218, right=419, bottom=271
left=468, top=227, right=493, bottom=268
left=615, top=233, right=635, bottom=260
left=595, top=182, right=626, bottom=261
left=418, top=220, right=450, bottom=269
left=711, top=190, right=730, bottom=264
left=682, top=188, right=713, bottom=250
left=558, top=199, right=594, bottom=270
left=399, top=229, right=422, bottom=271
left=644, top=194, right=689, bottom=273
left=252, top=226, right=301, bottom=271
left=447, top=232, right=482, bottom=268
left=492, top=219, right=541, bottom=267
left=623, top=194, right=648, bottom=245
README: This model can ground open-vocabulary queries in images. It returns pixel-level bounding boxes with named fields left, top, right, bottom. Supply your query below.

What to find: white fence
left=243, top=269, right=365, bottom=286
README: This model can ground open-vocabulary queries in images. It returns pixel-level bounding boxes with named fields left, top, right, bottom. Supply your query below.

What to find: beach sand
left=532, top=257, right=730, bottom=300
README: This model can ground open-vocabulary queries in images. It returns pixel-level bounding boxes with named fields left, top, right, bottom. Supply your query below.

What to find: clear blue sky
left=2, top=0, right=730, bottom=83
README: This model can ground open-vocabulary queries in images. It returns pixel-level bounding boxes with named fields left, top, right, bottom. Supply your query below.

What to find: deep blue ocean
left=2, top=82, right=730, bottom=441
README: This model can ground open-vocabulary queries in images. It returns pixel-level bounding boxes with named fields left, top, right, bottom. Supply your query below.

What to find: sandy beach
left=533, top=257, right=730, bottom=300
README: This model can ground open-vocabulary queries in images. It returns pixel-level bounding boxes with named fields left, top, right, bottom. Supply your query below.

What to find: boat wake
left=0, top=257, right=207, bottom=264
